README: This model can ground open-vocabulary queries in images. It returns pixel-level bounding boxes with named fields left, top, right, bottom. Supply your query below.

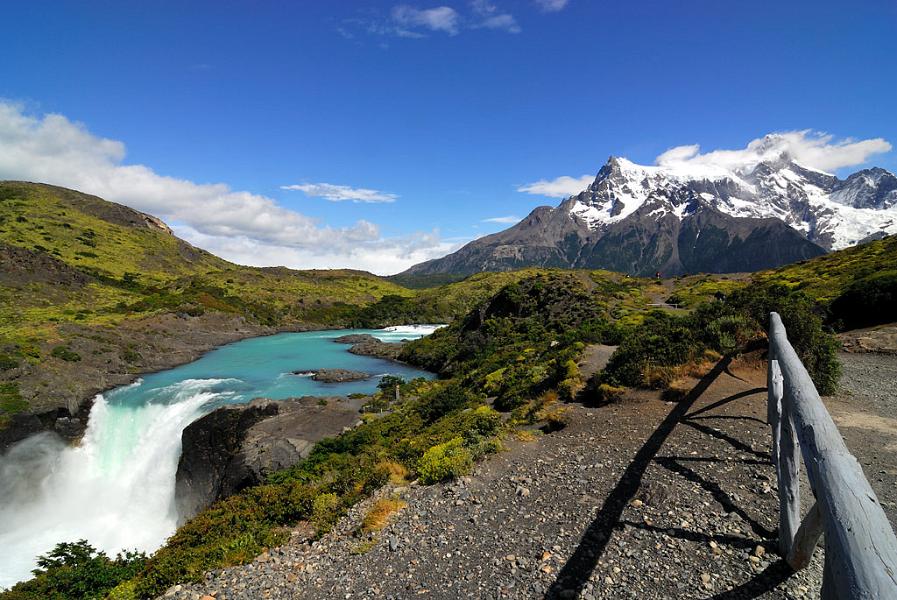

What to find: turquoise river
left=0, top=326, right=438, bottom=589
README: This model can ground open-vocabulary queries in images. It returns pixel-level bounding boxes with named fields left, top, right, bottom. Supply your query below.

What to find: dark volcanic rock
left=309, top=369, right=370, bottom=383
left=0, top=413, right=46, bottom=452
left=0, top=405, right=90, bottom=453
left=175, top=396, right=366, bottom=520
left=175, top=401, right=279, bottom=521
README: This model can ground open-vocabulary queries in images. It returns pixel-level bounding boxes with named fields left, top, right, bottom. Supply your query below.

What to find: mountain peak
left=403, top=153, right=897, bottom=278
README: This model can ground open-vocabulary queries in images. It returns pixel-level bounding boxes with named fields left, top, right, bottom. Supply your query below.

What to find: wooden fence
left=767, top=312, right=897, bottom=598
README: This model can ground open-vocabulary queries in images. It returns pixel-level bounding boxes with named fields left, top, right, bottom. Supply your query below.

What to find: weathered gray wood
left=778, top=392, right=802, bottom=556
left=767, top=357, right=782, bottom=457
left=769, top=312, right=897, bottom=598
left=768, top=357, right=800, bottom=557
left=788, top=501, right=824, bottom=570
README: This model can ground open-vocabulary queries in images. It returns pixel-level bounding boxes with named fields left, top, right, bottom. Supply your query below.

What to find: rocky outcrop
left=174, top=400, right=279, bottom=520
left=306, top=369, right=371, bottom=383
left=0, top=405, right=91, bottom=453
left=175, top=396, right=366, bottom=520
left=333, top=334, right=405, bottom=361
left=349, top=340, right=403, bottom=360
left=332, top=334, right=376, bottom=345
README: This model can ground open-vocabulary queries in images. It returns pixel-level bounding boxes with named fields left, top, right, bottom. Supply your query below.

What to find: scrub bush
left=417, top=438, right=473, bottom=484
left=0, top=540, right=146, bottom=600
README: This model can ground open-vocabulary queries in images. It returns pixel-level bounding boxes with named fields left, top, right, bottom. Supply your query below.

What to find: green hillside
left=0, top=182, right=412, bottom=422
left=2, top=179, right=895, bottom=428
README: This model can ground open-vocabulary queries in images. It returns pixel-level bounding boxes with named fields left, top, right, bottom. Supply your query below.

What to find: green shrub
left=602, top=311, right=698, bottom=387
left=0, top=382, right=28, bottom=426
left=592, top=382, right=626, bottom=404
left=417, top=384, right=477, bottom=423
left=462, top=405, right=502, bottom=443
left=417, top=437, right=472, bottom=484
left=0, top=353, right=19, bottom=370
left=721, top=284, right=841, bottom=395
left=105, top=579, right=138, bottom=600
left=311, top=493, right=342, bottom=532
left=0, top=540, right=146, bottom=600
left=50, top=345, right=81, bottom=362
left=132, top=483, right=314, bottom=598
left=829, top=270, right=897, bottom=330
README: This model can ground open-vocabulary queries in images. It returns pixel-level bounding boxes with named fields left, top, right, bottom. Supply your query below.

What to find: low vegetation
left=600, top=283, right=841, bottom=395
left=360, top=497, right=407, bottom=534
left=1, top=541, right=146, bottom=600
left=2, top=180, right=894, bottom=598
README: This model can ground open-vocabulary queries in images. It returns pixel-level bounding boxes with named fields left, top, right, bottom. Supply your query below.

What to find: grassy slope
left=756, top=234, right=897, bottom=303
left=0, top=182, right=412, bottom=420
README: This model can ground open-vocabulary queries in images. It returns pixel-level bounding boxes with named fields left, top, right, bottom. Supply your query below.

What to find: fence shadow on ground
left=545, top=357, right=789, bottom=599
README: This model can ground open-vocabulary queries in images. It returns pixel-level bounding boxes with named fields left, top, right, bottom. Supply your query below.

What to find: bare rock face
left=174, top=401, right=279, bottom=521
left=350, top=338, right=405, bottom=360
left=332, top=334, right=376, bottom=345
left=174, top=396, right=366, bottom=521
left=0, top=405, right=91, bottom=453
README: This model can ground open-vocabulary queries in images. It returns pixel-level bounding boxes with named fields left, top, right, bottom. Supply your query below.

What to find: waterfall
left=0, top=327, right=437, bottom=589
left=0, top=378, right=230, bottom=589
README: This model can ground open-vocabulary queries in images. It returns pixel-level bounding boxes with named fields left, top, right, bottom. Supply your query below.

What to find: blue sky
left=1, top=0, right=895, bottom=273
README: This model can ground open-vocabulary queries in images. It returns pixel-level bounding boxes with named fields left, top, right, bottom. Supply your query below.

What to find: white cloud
left=282, top=182, right=397, bottom=203
left=477, top=13, right=520, bottom=33
left=0, top=100, right=450, bottom=274
left=656, top=130, right=892, bottom=174
left=517, top=174, right=593, bottom=198
left=534, top=0, right=569, bottom=12
left=470, top=1, right=520, bottom=33
left=483, top=215, right=521, bottom=224
left=175, top=225, right=464, bottom=275
left=392, top=5, right=460, bottom=35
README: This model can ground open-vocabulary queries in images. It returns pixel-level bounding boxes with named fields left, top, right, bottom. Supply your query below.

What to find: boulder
left=174, top=401, right=279, bottom=521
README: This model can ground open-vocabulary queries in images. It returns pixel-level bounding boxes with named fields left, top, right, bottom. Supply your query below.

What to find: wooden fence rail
left=767, top=312, right=897, bottom=598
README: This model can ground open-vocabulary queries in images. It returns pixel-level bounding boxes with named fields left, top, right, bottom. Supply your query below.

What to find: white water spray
left=0, top=379, right=230, bottom=589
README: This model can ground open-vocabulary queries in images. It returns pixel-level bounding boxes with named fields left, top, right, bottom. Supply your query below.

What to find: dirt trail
left=167, top=356, right=826, bottom=599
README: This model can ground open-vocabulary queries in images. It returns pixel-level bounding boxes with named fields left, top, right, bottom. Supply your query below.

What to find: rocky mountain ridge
left=405, top=146, right=897, bottom=277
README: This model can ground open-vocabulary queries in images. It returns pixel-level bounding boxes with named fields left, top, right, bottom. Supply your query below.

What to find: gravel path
left=824, top=351, right=897, bottom=526
left=164, top=356, right=826, bottom=600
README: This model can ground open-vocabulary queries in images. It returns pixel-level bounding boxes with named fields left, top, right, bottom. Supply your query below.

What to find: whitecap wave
left=373, top=324, right=445, bottom=342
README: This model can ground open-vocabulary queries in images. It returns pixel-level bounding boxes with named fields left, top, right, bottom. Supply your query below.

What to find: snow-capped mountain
left=567, top=151, right=897, bottom=251
left=404, top=147, right=897, bottom=277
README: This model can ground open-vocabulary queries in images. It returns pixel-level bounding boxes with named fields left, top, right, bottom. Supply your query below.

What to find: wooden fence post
left=768, top=311, right=897, bottom=598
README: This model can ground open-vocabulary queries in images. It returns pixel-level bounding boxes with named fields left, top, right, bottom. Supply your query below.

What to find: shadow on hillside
left=544, top=357, right=782, bottom=599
